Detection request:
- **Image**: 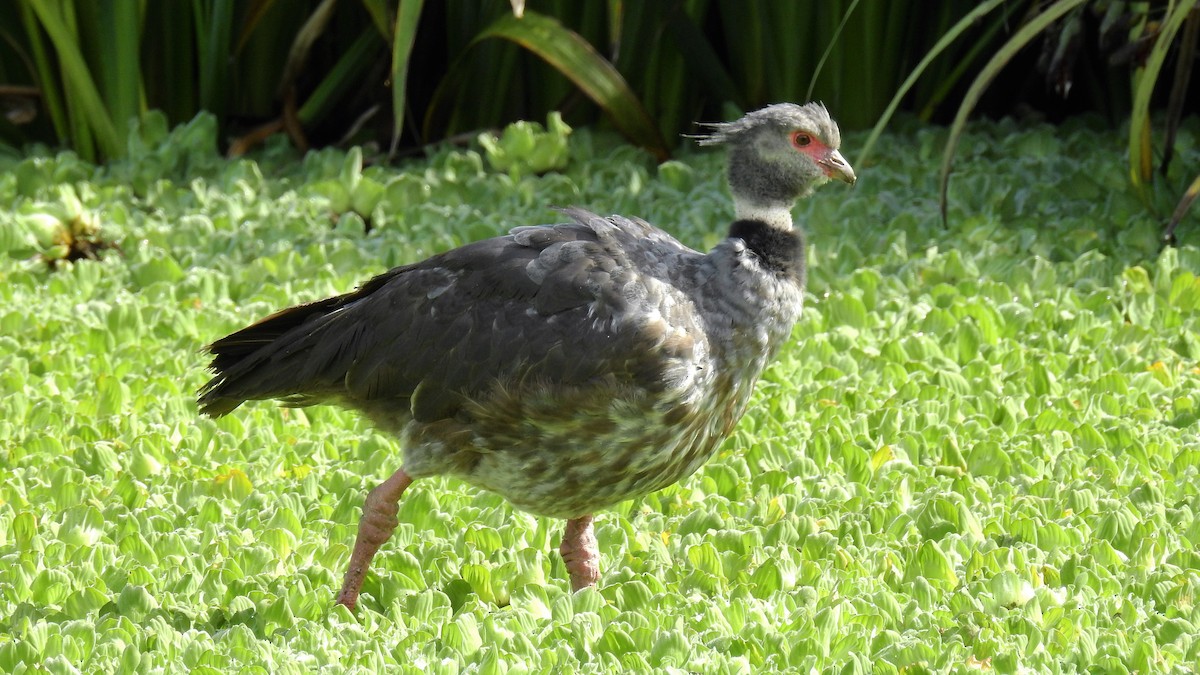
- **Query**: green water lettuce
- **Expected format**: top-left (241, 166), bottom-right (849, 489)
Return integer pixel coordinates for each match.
top-left (0, 117), bottom-right (1199, 672)
top-left (478, 112), bottom-right (572, 178)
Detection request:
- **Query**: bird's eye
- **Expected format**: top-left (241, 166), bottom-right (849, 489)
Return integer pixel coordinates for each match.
top-left (792, 132), bottom-right (812, 148)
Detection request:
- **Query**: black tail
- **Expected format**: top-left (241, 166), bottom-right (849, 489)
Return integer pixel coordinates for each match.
top-left (198, 296), bottom-right (345, 417)
top-left (198, 265), bottom-right (409, 417)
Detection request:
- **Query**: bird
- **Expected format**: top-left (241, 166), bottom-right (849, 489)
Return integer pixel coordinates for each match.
top-left (198, 102), bottom-right (855, 611)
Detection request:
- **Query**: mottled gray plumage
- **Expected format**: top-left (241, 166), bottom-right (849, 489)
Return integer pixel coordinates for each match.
top-left (198, 102), bottom-right (853, 607)
top-left (201, 207), bottom-right (786, 517)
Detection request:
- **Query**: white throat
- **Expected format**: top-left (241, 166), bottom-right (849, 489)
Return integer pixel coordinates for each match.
top-left (734, 200), bottom-right (794, 231)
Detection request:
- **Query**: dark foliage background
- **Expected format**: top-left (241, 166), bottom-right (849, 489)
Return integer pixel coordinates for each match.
top-left (0, 2), bottom-right (1192, 151)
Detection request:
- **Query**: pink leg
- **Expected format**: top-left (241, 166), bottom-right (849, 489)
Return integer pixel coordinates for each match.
top-left (559, 515), bottom-right (600, 591)
top-left (335, 468), bottom-right (413, 611)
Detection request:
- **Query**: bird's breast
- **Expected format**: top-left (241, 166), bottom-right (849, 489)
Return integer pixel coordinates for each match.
top-left (396, 239), bottom-right (806, 520)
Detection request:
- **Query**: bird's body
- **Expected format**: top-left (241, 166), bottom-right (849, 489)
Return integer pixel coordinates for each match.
top-left (205, 209), bottom-right (804, 517)
top-left (199, 102), bottom-right (854, 610)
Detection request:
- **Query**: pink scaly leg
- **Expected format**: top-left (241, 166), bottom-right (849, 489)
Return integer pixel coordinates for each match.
top-left (335, 467), bottom-right (413, 611)
top-left (559, 515), bottom-right (600, 591)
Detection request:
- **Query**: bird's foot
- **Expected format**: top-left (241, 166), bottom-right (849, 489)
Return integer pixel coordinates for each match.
top-left (559, 515), bottom-right (600, 591)
top-left (335, 468), bottom-right (414, 611)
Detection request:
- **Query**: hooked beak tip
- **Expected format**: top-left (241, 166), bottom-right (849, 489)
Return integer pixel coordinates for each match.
top-left (821, 149), bottom-right (856, 185)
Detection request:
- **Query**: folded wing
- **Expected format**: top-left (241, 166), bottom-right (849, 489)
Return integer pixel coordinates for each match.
top-left (198, 209), bottom-right (703, 423)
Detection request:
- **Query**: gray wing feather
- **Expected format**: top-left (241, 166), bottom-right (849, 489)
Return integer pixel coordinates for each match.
top-left (199, 208), bottom-right (703, 422)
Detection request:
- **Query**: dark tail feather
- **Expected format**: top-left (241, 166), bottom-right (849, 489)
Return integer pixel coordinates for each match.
top-left (199, 266), bottom-right (407, 417)
top-left (198, 296), bottom-right (343, 417)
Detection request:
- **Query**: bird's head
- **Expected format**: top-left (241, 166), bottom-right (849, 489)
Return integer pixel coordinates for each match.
top-left (697, 102), bottom-right (854, 229)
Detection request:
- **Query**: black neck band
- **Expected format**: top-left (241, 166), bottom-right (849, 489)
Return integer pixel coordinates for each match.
top-left (727, 220), bottom-right (805, 280)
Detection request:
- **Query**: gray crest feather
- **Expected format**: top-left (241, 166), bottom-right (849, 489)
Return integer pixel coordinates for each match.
top-left (693, 102), bottom-right (840, 148)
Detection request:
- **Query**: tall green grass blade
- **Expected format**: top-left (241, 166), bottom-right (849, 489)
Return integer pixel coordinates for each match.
top-left (764, 1), bottom-right (811, 105)
top-left (1161, 172), bottom-right (1200, 243)
top-left (1128, 0), bottom-right (1196, 191)
top-left (610, 3), bottom-right (654, 92)
top-left (856, 0), bottom-right (1005, 167)
top-left (297, 32), bottom-right (381, 127)
top-left (666, 3), bottom-right (742, 110)
top-left (16, 1), bottom-right (68, 144)
top-left (473, 44), bottom-right (523, 134)
top-left (1162, 172), bottom-right (1200, 245)
top-left (1160, 8), bottom-right (1197, 175)
top-left (54, 1), bottom-right (93, 158)
top-left (196, 0), bottom-right (234, 126)
top-left (917, 5), bottom-right (1017, 121)
top-left (24, 0), bottom-right (121, 160)
top-left (95, 0), bottom-right (143, 138)
top-left (235, 0), bottom-right (282, 54)
top-left (607, 0), bottom-right (623, 55)
top-left (230, 3), bottom-right (298, 118)
top-left (873, 0), bottom-right (910, 114)
top-left (279, 0), bottom-right (337, 97)
top-left (806, 0), bottom-right (859, 103)
top-left (390, 0), bottom-right (424, 154)
top-left (911, 3), bottom-right (960, 111)
top-left (142, 2), bottom-right (195, 124)
top-left (359, 0), bottom-right (394, 41)
top-left (651, 0), bottom-right (711, 141)
top-left (470, 11), bottom-right (667, 160)
top-left (939, 0), bottom-right (1087, 224)
top-left (833, 0), bottom-right (881, 124)
top-left (717, 0), bottom-right (765, 104)
top-left (435, 3), bottom-right (522, 136)
top-left (443, 3), bottom-right (493, 55)
top-left (605, 1), bottom-right (692, 143)
top-left (552, 2), bottom-right (605, 117)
